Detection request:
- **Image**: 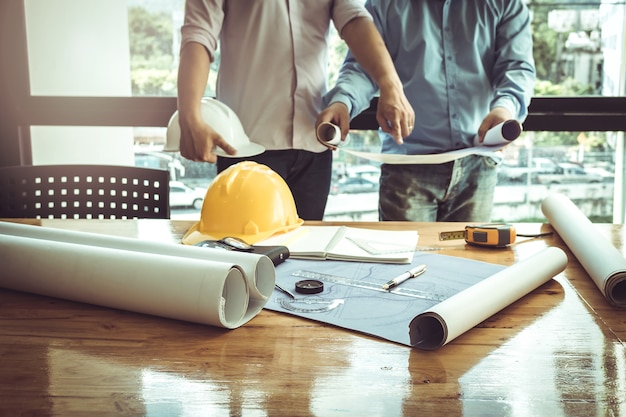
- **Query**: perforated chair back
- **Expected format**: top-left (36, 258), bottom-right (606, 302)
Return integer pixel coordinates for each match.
top-left (0, 164), bottom-right (170, 219)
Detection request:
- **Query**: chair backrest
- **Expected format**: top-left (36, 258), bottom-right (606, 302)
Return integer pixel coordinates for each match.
top-left (0, 164), bottom-right (170, 219)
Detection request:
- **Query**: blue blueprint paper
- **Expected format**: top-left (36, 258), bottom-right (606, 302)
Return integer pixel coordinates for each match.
top-left (264, 251), bottom-right (505, 347)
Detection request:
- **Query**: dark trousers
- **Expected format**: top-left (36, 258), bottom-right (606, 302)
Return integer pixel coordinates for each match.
top-left (217, 149), bottom-right (332, 220)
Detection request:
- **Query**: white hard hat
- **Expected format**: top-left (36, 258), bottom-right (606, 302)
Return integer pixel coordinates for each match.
top-left (164, 98), bottom-right (265, 157)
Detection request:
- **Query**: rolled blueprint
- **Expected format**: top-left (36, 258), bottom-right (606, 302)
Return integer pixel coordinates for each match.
top-left (316, 122), bottom-right (349, 149)
top-left (473, 119), bottom-right (523, 146)
top-left (541, 193), bottom-right (626, 308)
top-left (409, 247), bottom-right (567, 350)
top-left (0, 221), bottom-right (275, 301)
top-left (0, 221), bottom-right (276, 328)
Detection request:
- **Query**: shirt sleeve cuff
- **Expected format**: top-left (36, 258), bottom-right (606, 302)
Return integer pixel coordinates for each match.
top-left (323, 91), bottom-right (356, 117)
top-left (491, 97), bottom-right (521, 120)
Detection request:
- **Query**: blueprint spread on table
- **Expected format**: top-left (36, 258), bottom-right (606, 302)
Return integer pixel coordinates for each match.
top-left (265, 252), bottom-right (506, 346)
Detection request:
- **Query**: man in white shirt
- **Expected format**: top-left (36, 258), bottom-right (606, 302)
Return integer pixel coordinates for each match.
top-left (176, 0), bottom-right (413, 220)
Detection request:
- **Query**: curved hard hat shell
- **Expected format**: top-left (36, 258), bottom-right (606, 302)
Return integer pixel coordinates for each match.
top-left (165, 98), bottom-right (265, 158)
top-left (182, 161), bottom-right (303, 245)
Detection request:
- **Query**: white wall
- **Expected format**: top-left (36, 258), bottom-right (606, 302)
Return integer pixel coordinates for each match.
top-left (24, 0), bottom-right (134, 165)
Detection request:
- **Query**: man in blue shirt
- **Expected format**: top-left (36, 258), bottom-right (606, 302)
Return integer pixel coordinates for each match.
top-left (319, 0), bottom-right (535, 222)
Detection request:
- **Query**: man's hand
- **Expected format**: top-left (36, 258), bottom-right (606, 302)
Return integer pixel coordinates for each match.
top-left (476, 107), bottom-right (513, 144)
top-left (178, 115), bottom-right (237, 163)
top-left (316, 102), bottom-right (351, 146)
top-left (340, 17), bottom-right (415, 145)
top-left (176, 42), bottom-right (236, 163)
top-left (376, 79), bottom-right (414, 144)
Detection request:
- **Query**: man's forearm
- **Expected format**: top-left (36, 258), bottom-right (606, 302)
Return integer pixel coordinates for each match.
top-left (177, 42), bottom-right (211, 124)
top-left (340, 17), bottom-right (402, 92)
top-left (340, 16), bottom-right (413, 141)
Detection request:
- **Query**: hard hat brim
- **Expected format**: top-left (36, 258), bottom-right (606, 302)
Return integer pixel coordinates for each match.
top-left (163, 142), bottom-right (179, 152)
top-left (181, 218), bottom-right (304, 246)
top-left (214, 142), bottom-right (265, 158)
top-left (164, 141), bottom-right (265, 157)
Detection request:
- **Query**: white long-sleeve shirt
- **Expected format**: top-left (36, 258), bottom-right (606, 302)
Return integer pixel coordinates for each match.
top-left (181, 0), bottom-right (371, 152)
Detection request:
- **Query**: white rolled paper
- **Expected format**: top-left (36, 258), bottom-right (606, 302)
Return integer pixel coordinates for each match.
top-left (541, 193), bottom-right (626, 308)
top-left (0, 221), bottom-right (275, 301)
top-left (473, 119), bottom-right (523, 146)
top-left (316, 122), bottom-right (349, 148)
top-left (0, 221), bottom-right (276, 328)
top-left (409, 247), bottom-right (568, 350)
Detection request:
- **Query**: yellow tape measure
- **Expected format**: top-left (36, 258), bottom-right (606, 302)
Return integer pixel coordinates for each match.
top-left (439, 224), bottom-right (516, 248)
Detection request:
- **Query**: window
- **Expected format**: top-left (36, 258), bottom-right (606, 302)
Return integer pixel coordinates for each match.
top-left (2, 0), bottom-right (625, 221)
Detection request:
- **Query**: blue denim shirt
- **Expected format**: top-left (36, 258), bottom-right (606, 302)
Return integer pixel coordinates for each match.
top-left (324, 0), bottom-right (536, 155)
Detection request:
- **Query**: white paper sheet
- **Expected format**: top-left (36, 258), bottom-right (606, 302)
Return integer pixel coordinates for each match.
top-left (541, 193), bottom-right (626, 307)
top-left (343, 145), bottom-right (504, 165)
top-left (0, 221), bottom-right (276, 328)
top-left (338, 121), bottom-right (520, 165)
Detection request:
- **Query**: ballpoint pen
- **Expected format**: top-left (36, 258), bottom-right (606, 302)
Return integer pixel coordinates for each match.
top-left (275, 283), bottom-right (296, 299)
top-left (382, 264), bottom-right (427, 290)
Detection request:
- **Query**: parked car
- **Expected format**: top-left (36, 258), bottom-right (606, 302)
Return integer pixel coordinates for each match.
top-left (535, 162), bottom-right (604, 184)
top-left (169, 181), bottom-right (206, 210)
top-left (497, 157), bottom-right (560, 184)
top-left (345, 165), bottom-right (381, 182)
top-left (585, 166), bottom-right (615, 183)
top-left (330, 177), bottom-right (379, 195)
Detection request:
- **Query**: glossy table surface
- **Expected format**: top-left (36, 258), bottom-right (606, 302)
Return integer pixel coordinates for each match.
top-left (1, 219), bottom-right (625, 417)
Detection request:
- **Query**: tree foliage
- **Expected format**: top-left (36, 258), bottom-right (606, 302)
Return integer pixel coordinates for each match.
top-left (129, 6), bottom-right (176, 95)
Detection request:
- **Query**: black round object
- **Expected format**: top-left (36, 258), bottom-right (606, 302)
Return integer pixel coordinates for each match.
top-left (295, 279), bottom-right (324, 294)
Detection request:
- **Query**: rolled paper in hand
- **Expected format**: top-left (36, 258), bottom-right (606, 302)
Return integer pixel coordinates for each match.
top-left (316, 122), bottom-right (349, 149)
top-left (474, 119), bottom-right (523, 146)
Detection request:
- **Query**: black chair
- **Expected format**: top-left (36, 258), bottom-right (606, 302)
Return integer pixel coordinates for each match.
top-left (0, 164), bottom-right (170, 219)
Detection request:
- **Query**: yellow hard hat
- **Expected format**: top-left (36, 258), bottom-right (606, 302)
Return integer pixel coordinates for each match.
top-left (182, 161), bottom-right (304, 245)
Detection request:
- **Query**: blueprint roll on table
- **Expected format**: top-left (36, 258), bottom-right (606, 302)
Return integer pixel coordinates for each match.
top-left (542, 193), bottom-right (626, 308)
top-left (0, 221), bottom-right (276, 329)
top-left (409, 247), bottom-right (567, 350)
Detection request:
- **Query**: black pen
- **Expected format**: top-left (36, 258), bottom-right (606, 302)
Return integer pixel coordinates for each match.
top-left (382, 264), bottom-right (427, 290)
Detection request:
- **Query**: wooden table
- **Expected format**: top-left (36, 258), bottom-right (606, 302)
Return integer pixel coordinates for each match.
top-left (1, 219), bottom-right (624, 416)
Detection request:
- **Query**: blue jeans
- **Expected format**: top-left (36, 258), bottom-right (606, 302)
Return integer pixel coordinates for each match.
top-left (217, 149), bottom-right (332, 221)
top-left (378, 154), bottom-right (498, 222)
